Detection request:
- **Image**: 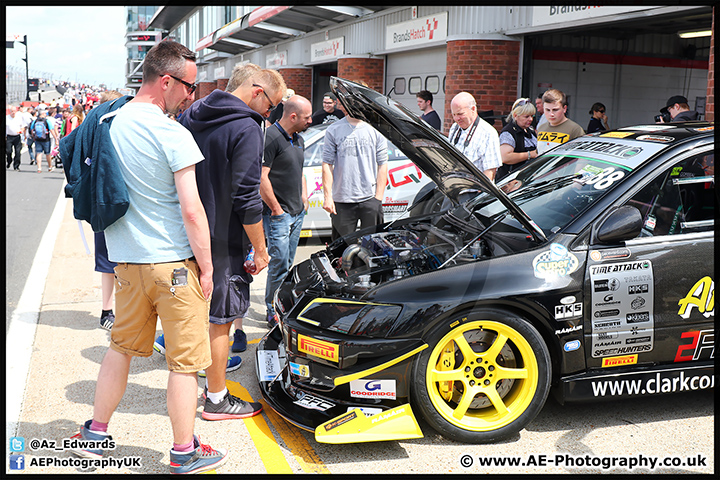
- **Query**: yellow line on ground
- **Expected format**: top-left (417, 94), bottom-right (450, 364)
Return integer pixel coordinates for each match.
top-left (260, 400), bottom-right (331, 474)
top-left (226, 381), bottom-right (293, 474)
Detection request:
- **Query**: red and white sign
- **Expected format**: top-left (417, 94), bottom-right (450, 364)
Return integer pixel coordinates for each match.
top-left (310, 37), bottom-right (344, 62)
top-left (385, 12), bottom-right (448, 51)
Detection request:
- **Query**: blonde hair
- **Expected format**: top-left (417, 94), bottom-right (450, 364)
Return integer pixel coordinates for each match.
top-left (227, 62), bottom-right (261, 92)
top-left (99, 90), bottom-right (123, 104)
top-left (249, 69), bottom-right (287, 99)
top-left (506, 98), bottom-right (536, 123)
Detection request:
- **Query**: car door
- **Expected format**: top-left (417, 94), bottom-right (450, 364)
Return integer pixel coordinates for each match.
top-left (585, 147), bottom-right (714, 369)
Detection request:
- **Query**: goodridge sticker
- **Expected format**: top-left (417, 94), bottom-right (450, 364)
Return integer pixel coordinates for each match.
top-left (349, 379), bottom-right (397, 400)
top-left (532, 243), bottom-right (580, 279)
top-left (298, 334), bottom-right (339, 362)
top-left (590, 260), bottom-right (654, 358)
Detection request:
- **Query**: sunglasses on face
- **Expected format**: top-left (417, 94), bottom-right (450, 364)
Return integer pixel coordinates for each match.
top-left (253, 84), bottom-right (276, 112)
top-left (163, 74), bottom-right (197, 94)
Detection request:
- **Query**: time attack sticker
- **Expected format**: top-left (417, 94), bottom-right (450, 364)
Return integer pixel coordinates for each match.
top-left (590, 260), bottom-right (654, 358)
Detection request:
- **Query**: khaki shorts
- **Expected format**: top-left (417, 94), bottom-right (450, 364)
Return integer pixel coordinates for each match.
top-left (111, 259), bottom-right (212, 373)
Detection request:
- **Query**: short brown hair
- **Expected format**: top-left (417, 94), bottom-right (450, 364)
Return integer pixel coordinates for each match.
top-left (543, 89), bottom-right (567, 107)
top-left (142, 40), bottom-right (196, 82)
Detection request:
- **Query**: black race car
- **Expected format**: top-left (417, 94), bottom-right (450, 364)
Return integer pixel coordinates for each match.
top-left (256, 78), bottom-right (715, 444)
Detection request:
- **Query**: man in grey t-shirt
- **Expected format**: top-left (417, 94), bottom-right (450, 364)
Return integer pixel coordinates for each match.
top-left (322, 115), bottom-right (388, 241)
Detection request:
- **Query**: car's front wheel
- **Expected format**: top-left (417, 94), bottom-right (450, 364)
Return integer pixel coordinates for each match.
top-left (411, 310), bottom-right (551, 443)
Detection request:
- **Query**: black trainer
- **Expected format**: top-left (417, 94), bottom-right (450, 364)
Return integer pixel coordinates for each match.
top-left (202, 391), bottom-right (263, 420)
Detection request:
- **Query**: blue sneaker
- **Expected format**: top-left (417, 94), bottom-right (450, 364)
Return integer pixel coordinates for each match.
top-left (153, 334), bottom-right (166, 355)
top-left (69, 420), bottom-right (113, 459)
top-left (198, 356), bottom-right (242, 378)
top-left (231, 329), bottom-right (247, 353)
top-left (169, 435), bottom-right (229, 474)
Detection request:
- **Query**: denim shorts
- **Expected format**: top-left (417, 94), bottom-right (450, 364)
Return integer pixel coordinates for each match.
top-left (35, 139), bottom-right (51, 155)
top-left (111, 259), bottom-right (211, 373)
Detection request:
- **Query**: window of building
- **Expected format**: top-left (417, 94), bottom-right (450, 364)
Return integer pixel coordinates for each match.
top-left (425, 76), bottom-right (440, 94)
top-left (393, 77), bottom-right (406, 95)
top-left (408, 76), bottom-right (422, 94)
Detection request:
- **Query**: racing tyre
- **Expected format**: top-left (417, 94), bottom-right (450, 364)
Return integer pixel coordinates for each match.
top-left (411, 310), bottom-right (551, 443)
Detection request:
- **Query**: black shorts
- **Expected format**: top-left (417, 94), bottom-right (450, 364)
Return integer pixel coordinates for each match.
top-left (94, 231), bottom-right (118, 274)
top-left (209, 241), bottom-right (253, 325)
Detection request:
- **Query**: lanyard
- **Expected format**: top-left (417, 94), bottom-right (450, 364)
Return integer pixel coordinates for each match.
top-left (452, 116), bottom-right (480, 149)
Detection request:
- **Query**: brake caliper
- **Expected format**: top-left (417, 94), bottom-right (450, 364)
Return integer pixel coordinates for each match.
top-left (437, 340), bottom-right (455, 401)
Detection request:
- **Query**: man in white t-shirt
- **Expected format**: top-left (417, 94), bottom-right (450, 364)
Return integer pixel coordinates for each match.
top-left (448, 92), bottom-right (502, 181)
top-left (68, 40), bottom-right (229, 475)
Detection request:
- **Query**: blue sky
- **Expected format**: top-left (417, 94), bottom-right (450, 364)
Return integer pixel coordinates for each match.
top-left (6, 6), bottom-right (127, 89)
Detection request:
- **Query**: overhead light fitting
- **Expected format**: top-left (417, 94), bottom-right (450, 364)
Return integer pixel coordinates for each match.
top-left (678, 29), bottom-right (712, 39)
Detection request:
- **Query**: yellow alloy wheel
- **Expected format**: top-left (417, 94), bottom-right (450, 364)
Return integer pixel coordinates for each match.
top-left (425, 320), bottom-right (539, 432)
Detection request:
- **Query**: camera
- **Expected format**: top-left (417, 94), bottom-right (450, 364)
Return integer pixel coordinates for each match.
top-left (654, 113), bottom-right (671, 123)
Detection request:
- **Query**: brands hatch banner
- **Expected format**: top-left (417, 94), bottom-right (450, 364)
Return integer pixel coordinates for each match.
top-left (310, 37), bottom-right (344, 63)
top-left (532, 5), bottom-right (658, 28)
top-left (385, 12), bottom-right (448, 51)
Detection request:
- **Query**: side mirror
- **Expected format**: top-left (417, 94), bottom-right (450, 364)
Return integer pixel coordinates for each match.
top-left (594, 206), bottom-right (643, 244)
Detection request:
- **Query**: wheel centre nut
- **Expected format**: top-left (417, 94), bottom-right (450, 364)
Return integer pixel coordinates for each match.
top-left (473, 366), bottom-right (486, 379)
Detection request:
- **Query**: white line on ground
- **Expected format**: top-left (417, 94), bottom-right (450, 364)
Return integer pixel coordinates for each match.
top-left (6, 184), bottom-right (68, 445)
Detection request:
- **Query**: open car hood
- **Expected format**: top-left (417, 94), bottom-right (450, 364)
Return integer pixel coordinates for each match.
top-left (330, 77), bottom-right (546, 243)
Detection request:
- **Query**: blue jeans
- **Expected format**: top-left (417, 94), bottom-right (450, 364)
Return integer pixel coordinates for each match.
top-left (263, 211), bottom-right (305, 316)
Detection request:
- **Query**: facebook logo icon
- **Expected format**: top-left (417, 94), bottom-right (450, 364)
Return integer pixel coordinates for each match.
top-left (9, 454), bottom-right (25, 470)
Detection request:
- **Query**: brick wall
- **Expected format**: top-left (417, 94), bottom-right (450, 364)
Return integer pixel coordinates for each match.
top-left (278, 67), bottom-right (313, 100)
top-left (337, 57), bottom-right (385, 92)
top-left (191, 81), bottom-right (217, 106)
top-left (444, 39), bottom-right (520, 133)
top-left (705, 6), bottom-right (714, 122)
top-left (216, 78), bottom-right (229, 92)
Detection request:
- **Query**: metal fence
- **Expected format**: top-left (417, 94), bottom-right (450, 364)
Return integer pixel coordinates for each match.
top-left (6, 64), bottom-right (26, 105)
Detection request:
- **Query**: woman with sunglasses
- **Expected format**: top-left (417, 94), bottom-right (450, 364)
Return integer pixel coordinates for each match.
top-left (496, 98), bottom-right (538, 182)
top-left (587, 102), bottom-right (610, 133)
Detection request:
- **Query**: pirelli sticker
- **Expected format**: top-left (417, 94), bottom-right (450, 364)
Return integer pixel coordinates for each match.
top-left (590, 260), bottom-right (654, 358)
top-left (298, 334), bottom-right (339, 363)
top-left (602, 354), bottom-right (638, 368)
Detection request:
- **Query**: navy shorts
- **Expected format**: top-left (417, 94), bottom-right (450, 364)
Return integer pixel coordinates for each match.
top-left (94, 231), bottom-right (118, 274)
top-left (35, 139), bottom-right (51, 155)
top-left (209, 241), bottom-right (252, 325)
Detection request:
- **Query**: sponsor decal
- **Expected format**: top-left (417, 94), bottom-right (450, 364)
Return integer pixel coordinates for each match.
top-left (347, 406), bottom-right (383, 416)
top-left (555, 324), bottom-right (582, 335)
top-left (599, 131), bottom-right (635, 138)
top-left (382, 201), bottom-right (409, 215)
top-left (626, 312), bottom-right (650, 323)
top-left (628, 284), bottom-right (649, 295)
top-left (556, 140), bottom-right (642, 159)
top-left (594, 278), bottom-right (620, 292)
top-left (590, 261), bottom-right (650, 276)
top-left (675, 329), bottom-right (715, 362)
top-left (564, 340), bottom-right (581, 352)
top-left (388, 162), bottom-right (423, 188)
top-left (644, 214), bottom-right (656, 231)
top-left (294, 392), bottom-right (335, 411)
top-left (636, 135), bottom-right (674, 143)
top-left (590, 248), bottom-right (631, 261)
top-left (593, 320), bottom-right (622, 330)
top-left (591, 371), bottom-right (715, 396)
top-left (560, 295), bottom-right (576, 305)
top-left (594, 309), bottom-right (620, 318)
top-left (677, 276), bottom-right (714, 319)
top-left (370, 406), bottom-right (407, 425)
top-left (532, 243), bottom-right (580, 279)
top-left (349, 379), bottom-right (397, 400)
top-left (625, 336), bottom-right (651, 344)
top-left (601, 354), bottom-right (638, 367)
top-left (298, 334), bottom-right (339, 362)
top-left (595, 344), bottom-right (651, 357)
top-left (289, 362), bottom-right (310, 377)
top-left (597, 331), bottom-right (618, 340)
top-left (324, 411), bottom-right (357, 431)
top-left (693, 126), bottom-right (714, 132)
top-left (555, 302), bottom-right (582, 319)
top-left (630, 296), bottom-right (646, 310)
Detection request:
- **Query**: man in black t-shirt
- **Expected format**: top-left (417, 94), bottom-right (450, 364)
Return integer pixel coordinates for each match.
top-left (417, 90), bottom-right (441, 131)
top-left (260, 95), bottom-right (313, 326)
top-left (311, 92), bottom-right (345, 126)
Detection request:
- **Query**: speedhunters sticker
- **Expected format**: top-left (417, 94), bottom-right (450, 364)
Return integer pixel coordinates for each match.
top-left (590, 260), bottom-right (654, 358)
top-left (533, 243), bottom-right (580, 279)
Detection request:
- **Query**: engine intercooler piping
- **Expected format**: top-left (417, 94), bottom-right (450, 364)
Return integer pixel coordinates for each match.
top-left (341, 243), bottom-right (375, 272)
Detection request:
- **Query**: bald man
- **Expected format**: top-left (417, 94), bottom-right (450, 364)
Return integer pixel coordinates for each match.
top-left (448, 92), bottom-right (502, 181)
top-left (260, 95), bottom-right (313, 327)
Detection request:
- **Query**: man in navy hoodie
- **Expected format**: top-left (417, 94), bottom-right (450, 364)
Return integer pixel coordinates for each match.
top-left (179, 67), bottom-right (286, 421)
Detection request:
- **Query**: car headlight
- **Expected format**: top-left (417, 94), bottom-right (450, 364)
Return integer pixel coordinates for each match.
top-left (297, 298), bottom-right (401, 337)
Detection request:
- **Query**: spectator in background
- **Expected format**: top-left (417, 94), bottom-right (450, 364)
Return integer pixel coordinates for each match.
top-left (497, 98), bottom-right (538, 182)
top-left (416, 90), bottom-right (442, 131)
top-left (65, 103), bottom-right (85, 137)
top-left (536, 89), bottom-right (584, 155)
top-left (6, 106), bottom-right (25, 171)
top-left (659, 95), bottom-right (699, 122)
top-left (20, 107), bottom-right (36, 164)
top-left (322, 82), bottom-right (388, 241)
top-left (311, 92), bottom-right (345, 126)
top-left (586, 102), bottom-right (610, 133)
top-left (266, 88), bottom-right (295, 126)
top-left (31, 109), bottom-right (60, 173)
top-left (533, 93), bottom-right (547, 129)
top-left (448, 91), bottom-right (503, 181)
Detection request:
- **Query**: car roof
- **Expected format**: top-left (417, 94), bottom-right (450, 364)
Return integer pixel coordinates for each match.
top-left (587, 122), bottom-right (714, 143)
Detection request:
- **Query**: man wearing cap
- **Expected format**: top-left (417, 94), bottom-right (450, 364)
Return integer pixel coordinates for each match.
top-left (311, 92), bottom-right (345, 126)
top-left (659, 95), bottom-right (699, 122)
